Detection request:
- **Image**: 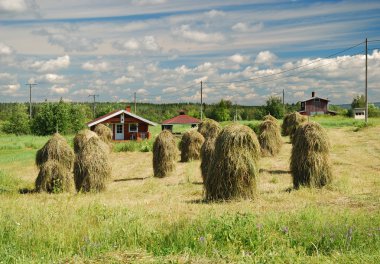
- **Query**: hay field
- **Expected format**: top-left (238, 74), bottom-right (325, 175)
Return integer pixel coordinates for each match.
top-left (1, 118), bottom-right (380, 263)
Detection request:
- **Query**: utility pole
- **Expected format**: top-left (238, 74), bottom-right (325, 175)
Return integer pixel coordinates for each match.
top-left (134, 92), bottom-right (137, 113)
top-left (88, 94), bottom-right (99, 119)
top-left (200, 81), bottom-right (203, 121)
top-left (234, 101), bottom-right (238, 122)
top-left (365, 38), bottom-right (368, 124)
top-left (282, 89), bottom-right (285, 114)
top-left (25, 82), bottom-right (37, 119)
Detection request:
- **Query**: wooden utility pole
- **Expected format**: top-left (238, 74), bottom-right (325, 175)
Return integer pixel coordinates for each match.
top-left (88, 94), bottom-right (99, 119)
top-left (134, 92), bottom-right (137, 113)
top-left (200, 81), bottom-right (203, 121)
top-left (25, 82), bottom-right (37, 119)
top-left (282, 88), bottom-right (285, 114)
top-left (365, 38), bottom-right (368, 124)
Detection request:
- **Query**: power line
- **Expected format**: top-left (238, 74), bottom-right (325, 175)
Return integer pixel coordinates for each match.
top-left (88, 94), bottom-right (99, 119)
top-left (25, 82), bottom-right (37, 119)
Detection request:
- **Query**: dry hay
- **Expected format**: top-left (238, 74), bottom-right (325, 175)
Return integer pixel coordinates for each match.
top-left (258, 120), bottom-right (282, 157)
top-left (197, 118), bottom-right (221, 140)
top-left (281, 112), bottom-right (307, 141)
top-left (35, 133), bottom-right (74, 170)
top-left (74, 136), bottom-right (112, 192)
top-left (153, 130), bottom-right (178, 178)
top-left (35, 160), bottom-right (74, 193)
top-left (205, 124), bottom-right (260, 201)
top-left (179, 130), bottom-right (205, 162)
top-left (73, 129), bottom-right (98, 154)
top-left (290, 122), bottom-right (332, 188)
top-left (263, 114), bottom-right (278, 123)
top-left (94, 123), bottom-right (113, 149)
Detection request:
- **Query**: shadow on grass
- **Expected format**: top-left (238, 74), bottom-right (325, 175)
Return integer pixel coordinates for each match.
top-left (18, 188), bottom-right (36, 194)
top-left (260, 169), bottom-right (291, 175)
top-left (114, 177), bottom-right (150, 182)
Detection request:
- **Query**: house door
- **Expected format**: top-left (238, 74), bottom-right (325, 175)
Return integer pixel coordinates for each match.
top-left (115, 124), bottom-right (124, 140)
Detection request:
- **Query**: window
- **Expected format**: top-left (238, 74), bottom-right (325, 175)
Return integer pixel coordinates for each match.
top-left (116, 124), bottom-right (123, 133)
top-left (301, 102), bottom-right (305, 110)
top-left (129, 123), bottom-right (138, 132)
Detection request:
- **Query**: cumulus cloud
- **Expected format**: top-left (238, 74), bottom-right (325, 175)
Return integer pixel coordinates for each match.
top-left (163, 86), bottom-right (177, 93)
top-left (0, 42), bottom-right (13, 55)
top-left (38, 73), bottom-right (67, 83)
top-left (0, 83), bottom-right (20, 95)
top-left (255, 51), bottom-right (277, 65)
top-left (136, 88), bottom-right (148, 95)
top-left (205, 9), bottom-right (225, 18)
top-left (229, 54), bottom-right (250, 64)
top-left (131, 0), bottom-right (167, 6)
top-left (82, 61), bottom-right (109, 72)
top-left (113, 76), bottom-right (134, 85)
top-left (30, 55), bottom-right (70, 72)
top-left (173, 25), bottom-right (225, 43)
top-left (0, 0), bottom-right (26, 13)
top-left (113, 36), bottom-right (160, 52)
top-left (232, 22), bottom-right (263, 32)
top-left (50, 85), bottom-right (68, 94)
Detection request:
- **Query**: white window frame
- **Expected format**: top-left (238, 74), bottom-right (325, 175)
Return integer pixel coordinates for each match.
top-left (116, 124), bottom-right (123, 134)
top-left (129, 123), bottom-right (138, 132)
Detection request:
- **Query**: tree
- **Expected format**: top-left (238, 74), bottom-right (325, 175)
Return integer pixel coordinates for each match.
top-left (2, 103), bottom-right (30, 135)
top-left (209, 99), bottom-right (231, 121)
top-left (351, 95), bottom-right (365, 109)
top-left (265, 96), bottom-right (284, 119)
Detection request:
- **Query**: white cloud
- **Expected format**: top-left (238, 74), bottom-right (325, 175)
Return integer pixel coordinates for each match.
top-left (163, 86), bottom-right (177, 93)
top-left (136, 88), bottom-right (148, 95)
top-left (143, 36), bottom-right (160, 51)
top-left (113, 36), bottom-right (160, 52)
top-left (82, 61), bottom-right (109, 72)
top-left (0, 84), bottom-right (20, 95)
top-left (30, 55), bottom-right (70, 72)
top-left (255, 51), bottom-right (277, 65)
top-left (42, 73), bottom-right (67, 83)
top-left (232, 22), bottom-right (263, 32)
top-left (51, 85), bottom-right (68, 94)
top-left (205, 9), bottom-right (225, 18)
top-left (0, 42), bottom-right (13, 55)
top-left (0, 0), bottom-right (27, 13)
top-left (173, 25), bottom-right (224, 43)
top-left (131, 0), bottom-right (167, 6)
top-left (113, 76), bottom-right (134, 85)
top-left (229, 54), bottom-right (250, 64)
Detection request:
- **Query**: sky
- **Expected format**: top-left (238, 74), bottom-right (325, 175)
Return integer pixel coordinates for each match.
top-left (0, 0), bottom-right (380, 105)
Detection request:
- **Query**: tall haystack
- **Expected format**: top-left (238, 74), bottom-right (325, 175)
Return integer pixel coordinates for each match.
top-left (282, 112), bottom-right (307, 141)
top-left (34, 133), bottom-right (74, 193)
top-left (179, 130), bottom-right (205, 162)
top-left (197, 118), bottom-right (221, 140)
top-left (94, 124), bottom-right (113, 145)
top-left (153, 130), bottom-right (178, 178)
top-left (35, 160), bottom-right (74, 193)
top-left (73, 129), bottom-right (98, 154)
top-left (205, 124), bottom-right (260, 201)
top-left (290, 122), bottom-right (332, 188)
top-left (263, 114), bottom-right (278, 123)
top-left (258, 120), bottom-right (282, 157)
top-left (199, 119), bottom-right (221, 182)
top-left (74, 137), bottom-right (111, 192)
top-left (35, 133), bottom-right (74, 170)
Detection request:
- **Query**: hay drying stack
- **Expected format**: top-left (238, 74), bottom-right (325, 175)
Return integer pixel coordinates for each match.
top-left (281, 112), bottom-right (307, 141)
top-left (94, 124), bottom-right (113, 150)
top-left (263, 114), bottom-right (278, 123)
top-left (197, 118), bottom-right (220, 140)
top-left (258, 120), bottom-right (282, 157)
top-left (199, 119), bottom-right (221, 182)
top-left (74, 136), bottom-right (111, 192)
top-left (290, 122), bottom-right (332, 188)
top-left (35, 133), bottom-right (75, 193)
top-left (205, 124), bottom-right (260, 201)
top-left (73, 129), bottom-right (98, 154)
top-left (179, 130), bottom-right (205, 162)
top-left (153, 130), bottom-right (178, 178)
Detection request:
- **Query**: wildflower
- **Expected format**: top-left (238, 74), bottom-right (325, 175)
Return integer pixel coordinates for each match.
top-left (199, 236), bottom-right (206, 243)
top-left (282, 226), bottom-right (289, 234)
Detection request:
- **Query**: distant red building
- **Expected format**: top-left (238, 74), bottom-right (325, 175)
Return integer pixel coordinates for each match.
top-left (87, 106), bottom-right (156, 140)
top-left (161, 110), bottom-right (201, 132)
top-left (299, 91), bottom-right (336, 116)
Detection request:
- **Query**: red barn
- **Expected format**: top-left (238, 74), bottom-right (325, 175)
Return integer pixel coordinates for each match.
top-left (299, 91), bottom-right (336, 116)
top-left (161, 111), bottom-right (201, 132)
top-left (87, 107), bottom-right (156, 140)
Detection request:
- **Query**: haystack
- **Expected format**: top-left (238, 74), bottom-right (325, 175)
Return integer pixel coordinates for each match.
top-left (35, 160), bottom-right (74, 193)
top-left (74, 136), bottom-right (111, 192)
top-left (258, 120), bottom-right (282, 157)
top-left (73, 129), bottom-right (98, 154)
top-left (282, 112), bottom-right (307, 141)
top-left (94, 124), bottom-right (113, 145)
top-left (263, 114), bottom-right (278, 123)
top-left (205, 124), bottom-right (260, 201)
top-left (290, 122), bottom-right (332, 188)
top-left (200, 120), bottom-right (221, 182)
top-left (179, 130), bottom-right (205, 162)
top-left (153, 130), bottom-right (178, 178)
top-left (35, 133), bottom-right (74, 170)
top-left (197, 118), bottom-right (221, 140)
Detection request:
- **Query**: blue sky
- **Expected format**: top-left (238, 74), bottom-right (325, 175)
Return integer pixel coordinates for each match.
top-left (0, 0), bottom-right (380, 105)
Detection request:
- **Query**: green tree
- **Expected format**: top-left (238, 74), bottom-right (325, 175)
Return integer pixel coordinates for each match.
top-left (2, 104), bottom-right (30, 135)
top-left (265, 96), bottom-right (284, 119)
top-left (209, 99), bottom-right (231, 121)
top-left (351, 95), bottom-right (366, 109)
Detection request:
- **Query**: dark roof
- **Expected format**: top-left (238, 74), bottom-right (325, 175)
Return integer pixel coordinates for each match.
top-left (303, 96), bottom-right (330, 102)
top-left (162, 114), bottom-right (201, 125)
top-left (87, 109), bottom-right (157, 127)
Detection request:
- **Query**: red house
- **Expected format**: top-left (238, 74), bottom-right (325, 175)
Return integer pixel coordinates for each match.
top-left (299, 91), bottom-right (336, 116)
top-left (87, 107), bottom-right (157, 140)
top-left (161, 111), bottom-right (201, 132)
